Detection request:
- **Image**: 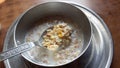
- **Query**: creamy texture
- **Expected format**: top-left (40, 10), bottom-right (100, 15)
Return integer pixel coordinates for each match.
top-left (25, 20), bottom-right (82, 66)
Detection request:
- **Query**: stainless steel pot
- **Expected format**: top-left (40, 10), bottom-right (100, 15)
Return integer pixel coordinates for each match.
top-left (6, 2), bottom-right (92, 67)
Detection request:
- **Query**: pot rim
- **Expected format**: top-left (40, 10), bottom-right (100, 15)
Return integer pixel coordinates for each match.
top-left (13, 2), bottom-right (92, 67)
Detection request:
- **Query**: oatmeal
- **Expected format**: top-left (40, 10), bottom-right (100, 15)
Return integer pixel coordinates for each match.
top-left (25, 20), bottom-right (82, 66)
top-left (42, 23), bottom-right (72, 51)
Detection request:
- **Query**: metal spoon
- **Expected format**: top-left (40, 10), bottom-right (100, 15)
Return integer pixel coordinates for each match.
top-left (0, 27), bottom-right (53, 62)
top-left (0, 25), bottom-right (72, 62)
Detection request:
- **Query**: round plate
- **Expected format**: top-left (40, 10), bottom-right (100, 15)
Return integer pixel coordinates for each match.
top-left (3, 2), bottom-right (113, 68)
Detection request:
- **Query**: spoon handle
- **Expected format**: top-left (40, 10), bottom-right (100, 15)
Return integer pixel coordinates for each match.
top-left (0, 42), bottom-right (35, 62)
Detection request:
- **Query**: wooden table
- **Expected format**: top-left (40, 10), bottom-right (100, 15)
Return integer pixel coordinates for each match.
top-left (0, 0), bottom-right (120, 68)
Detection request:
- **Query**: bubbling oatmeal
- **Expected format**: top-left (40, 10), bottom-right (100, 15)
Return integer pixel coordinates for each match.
top-left (25, 20), bottom-right (82, 66)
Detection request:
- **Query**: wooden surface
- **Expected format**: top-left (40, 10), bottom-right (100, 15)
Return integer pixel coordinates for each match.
top-left (0, 0), bottom-right (120, 68)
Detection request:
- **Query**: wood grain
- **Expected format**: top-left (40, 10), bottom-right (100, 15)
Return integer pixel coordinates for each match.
top-left (0, 0), bottom-right (120, 68)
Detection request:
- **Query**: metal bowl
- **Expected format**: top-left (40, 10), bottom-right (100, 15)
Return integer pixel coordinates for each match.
top-left (14, 2), bottom-right (92, 67)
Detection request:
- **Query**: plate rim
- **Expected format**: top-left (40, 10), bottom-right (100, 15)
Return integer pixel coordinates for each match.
top-left (3, 2), bottom-right (113, 68)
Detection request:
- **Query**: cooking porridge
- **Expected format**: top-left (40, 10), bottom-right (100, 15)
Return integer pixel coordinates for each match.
top-left (42, 23), bottom-right (72, 51)
top-left (25, 17), bottom-right (83, 66)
